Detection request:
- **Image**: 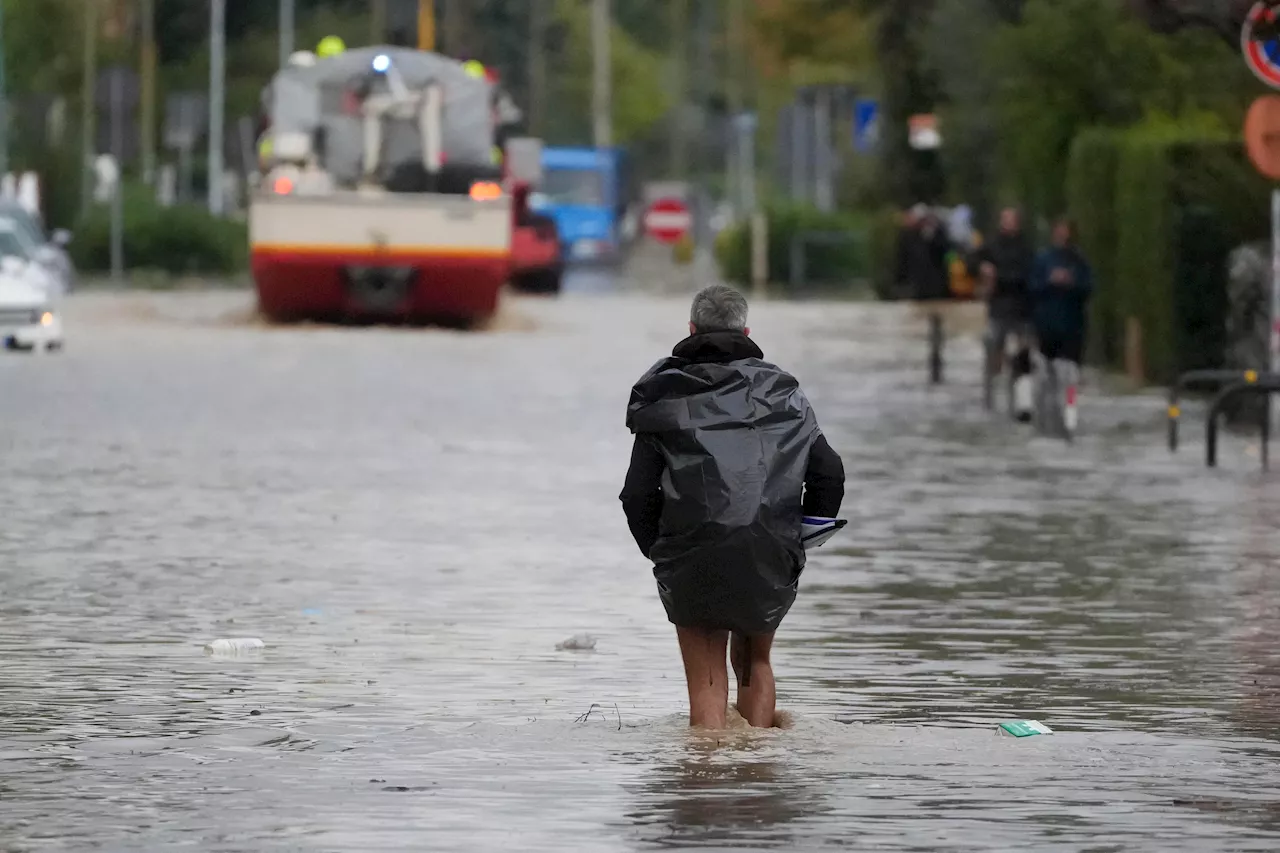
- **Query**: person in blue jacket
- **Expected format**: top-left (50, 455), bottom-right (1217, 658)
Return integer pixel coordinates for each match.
top-left (1030, 218), bottom-right (1093, 366)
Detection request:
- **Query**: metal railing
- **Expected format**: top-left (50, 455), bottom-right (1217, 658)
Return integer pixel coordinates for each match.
top-left (1167, 369), bottom-right (1272, 452)
top-left (1205, 377), bottom-right (1280, 469)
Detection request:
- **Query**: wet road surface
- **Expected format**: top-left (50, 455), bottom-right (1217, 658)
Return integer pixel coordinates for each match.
top-left (3, 281), bottom-right (1280, 851)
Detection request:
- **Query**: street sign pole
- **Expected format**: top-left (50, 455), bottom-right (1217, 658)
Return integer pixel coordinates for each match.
top-left (280, 0), bottom-right (295, 69)
top-left (209, 0), bottom-right (226, 216)
top-left (1271, 188), bottom-right (1280, 437)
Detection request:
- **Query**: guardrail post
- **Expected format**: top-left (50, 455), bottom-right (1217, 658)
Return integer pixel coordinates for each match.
top-left (929, 313), bottom-right (944, 385)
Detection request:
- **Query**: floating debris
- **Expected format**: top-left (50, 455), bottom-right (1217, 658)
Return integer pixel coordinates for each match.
top-left (555, 634), bottom-right (597, 652)
top-left (204, 638), bottom-right (265, 656)
top-left (998, 720), bottom-right (1053, 738)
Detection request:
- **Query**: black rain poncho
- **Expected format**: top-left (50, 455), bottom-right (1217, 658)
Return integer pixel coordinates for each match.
top-left (622, 331), bottom-right (827, 635)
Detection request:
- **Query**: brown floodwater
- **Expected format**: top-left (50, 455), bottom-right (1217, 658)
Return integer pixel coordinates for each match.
top-left (2, 283), bottom-right (1279, 851)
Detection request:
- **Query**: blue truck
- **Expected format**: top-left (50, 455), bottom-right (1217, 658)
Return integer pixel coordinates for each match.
top-left (531, 146), bottom-right (629, 265)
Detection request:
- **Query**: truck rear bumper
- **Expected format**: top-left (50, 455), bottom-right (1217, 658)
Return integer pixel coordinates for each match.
top-left (251, 247), bottom-right (510, 324)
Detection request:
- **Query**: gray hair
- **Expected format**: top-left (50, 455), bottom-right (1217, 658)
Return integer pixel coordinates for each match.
top-left (689, 284), bottom-right (748, 332)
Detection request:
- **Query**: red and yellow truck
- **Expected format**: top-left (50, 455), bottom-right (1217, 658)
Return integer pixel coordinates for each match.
top-left (251, 46), bottom-right (559, 325)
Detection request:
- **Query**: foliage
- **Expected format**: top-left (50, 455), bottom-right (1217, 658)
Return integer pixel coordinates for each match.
top-left (715, 204), bottom-right (872, 290)
top-left (72, 183), bottom-right (247, 275)
top-left (1, 0), bottom-right (84, 96)
top-left (541, 0), bottom-right (671, 147)
top-left (981, 0), bottom-right (1252, 219)
top-left (1065, 129), bottom-right (1122, 366)
top-left (1066, 124), bottom-right (1269, 380)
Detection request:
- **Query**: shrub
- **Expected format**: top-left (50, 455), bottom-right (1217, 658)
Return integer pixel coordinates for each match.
top-left (1066, 124), bottom-right (1269, 381)
top-left (71, 183), bottom-right (248, 276)
top-left (715, 204), bottom-right (872, 292)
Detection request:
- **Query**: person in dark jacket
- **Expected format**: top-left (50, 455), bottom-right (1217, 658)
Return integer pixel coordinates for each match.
top-left (970, 207), bottom-right (1036, 419)
top-left (895, 205), bottom-right (951, 301)
top-left (620, 284), bottom-right (846, 729)
top-left (1030, 218), bottom-right (1093, 365)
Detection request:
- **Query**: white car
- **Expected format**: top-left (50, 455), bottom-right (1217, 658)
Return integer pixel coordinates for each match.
top-left (0, 217), bottom-right (65, 296)
top-left (0, 258), bottom-right (63, 352)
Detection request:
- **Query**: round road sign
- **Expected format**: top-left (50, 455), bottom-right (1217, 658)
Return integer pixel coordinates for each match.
top-left (1242, 3), bottom-right (1280, 90)
top-left (1245, 95), bottom-right (1280, 179)
top-left (644, 198), bottom-right (692, 244)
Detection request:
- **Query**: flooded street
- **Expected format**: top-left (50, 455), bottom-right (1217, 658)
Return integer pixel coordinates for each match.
top-left (4, 277), bottom-right (1280, 851)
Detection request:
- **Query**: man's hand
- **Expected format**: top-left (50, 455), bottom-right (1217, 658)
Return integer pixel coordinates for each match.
top-left (1050, 267), bottom-right (1073, 286)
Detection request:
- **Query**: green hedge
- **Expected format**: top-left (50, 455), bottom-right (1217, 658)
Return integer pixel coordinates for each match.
top-left (1066, 126), bottom-right (1269, 382)
top-left (715, 204), bottom-right (877, 292)
top-left (72, 183), bottom-right (248, 276)
top-left (1065, 129), bottom-right (1121, 367)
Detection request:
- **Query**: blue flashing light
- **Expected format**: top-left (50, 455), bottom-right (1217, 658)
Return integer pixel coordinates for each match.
top-left (372, 54), bottom-right (391, 74)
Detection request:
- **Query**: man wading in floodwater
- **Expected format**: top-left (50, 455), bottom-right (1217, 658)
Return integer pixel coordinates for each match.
top-left (620, 285), bottom-right (846, 728)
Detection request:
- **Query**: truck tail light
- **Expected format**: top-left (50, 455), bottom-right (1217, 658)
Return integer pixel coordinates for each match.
top-left (470, 181), bottom-right (502, 201)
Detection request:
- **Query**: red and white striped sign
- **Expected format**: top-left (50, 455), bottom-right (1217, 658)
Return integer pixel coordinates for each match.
top-left (644, 197), bottom-right (692, 244)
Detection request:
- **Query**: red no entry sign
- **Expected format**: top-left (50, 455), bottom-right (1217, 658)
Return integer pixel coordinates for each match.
top-left (644, 198), bottom-right (692, 244)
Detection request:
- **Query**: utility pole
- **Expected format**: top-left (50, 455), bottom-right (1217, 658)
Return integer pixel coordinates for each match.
top-left (442, 0), bottom-right (464, 56)
top-left (670, 0), bottom-right (687, 180)
top-left (591, 0), bottom-right (612, 148)
top-left (280, 0), bottom-right (295, 68)
top-left (209, 0), bottom-right (225, 216)
top-left (418, 0), bottom-right (435, 51)
top-left (141, 0), bottom-right (156, 184)
top-left (371, 0), bottom-right (387, 44)
top-left (0, 0), bottom-right (8, 181)
top-left (527, 0), bottom-right (546, 136)
top-left (81, 0), bottom-right (98, 215)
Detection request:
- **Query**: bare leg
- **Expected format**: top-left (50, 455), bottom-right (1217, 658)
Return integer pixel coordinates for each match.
top-left (731, 632), bottom-right (776, 728)
top-left (675, 626), bottom-right (730, 728)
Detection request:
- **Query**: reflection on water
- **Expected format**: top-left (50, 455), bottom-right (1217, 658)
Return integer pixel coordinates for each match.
top-left (625, 729), bottom-right (826, 848)
top-left (2, 291), bottom-right (1280, 851)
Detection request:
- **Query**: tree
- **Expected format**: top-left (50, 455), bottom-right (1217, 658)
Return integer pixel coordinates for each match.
top-left (982, 0), bottom-right (1247, 217)
top-left (542, 0), bottom-right (671, 146)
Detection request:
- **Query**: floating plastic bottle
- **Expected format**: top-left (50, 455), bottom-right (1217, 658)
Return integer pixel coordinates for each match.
top-left (204, 638), bottom-right (265, 656)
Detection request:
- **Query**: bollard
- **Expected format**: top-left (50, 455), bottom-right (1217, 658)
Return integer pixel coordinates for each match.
top-left (928, 313), bottom-right (944, 385)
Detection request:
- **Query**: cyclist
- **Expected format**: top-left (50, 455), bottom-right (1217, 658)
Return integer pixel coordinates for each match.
top-left (1030, 218), bottom-right (1094, 432)
top-left (970, 207), bottom-right (1035, 420)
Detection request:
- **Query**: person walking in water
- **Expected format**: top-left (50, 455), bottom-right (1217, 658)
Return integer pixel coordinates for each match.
top-left (620, 285), bottom-right (846, 729)
top-left (1030, 218), bottom-right (1093, 369)
top-left (971, 207), bottom-right (1036, 420)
